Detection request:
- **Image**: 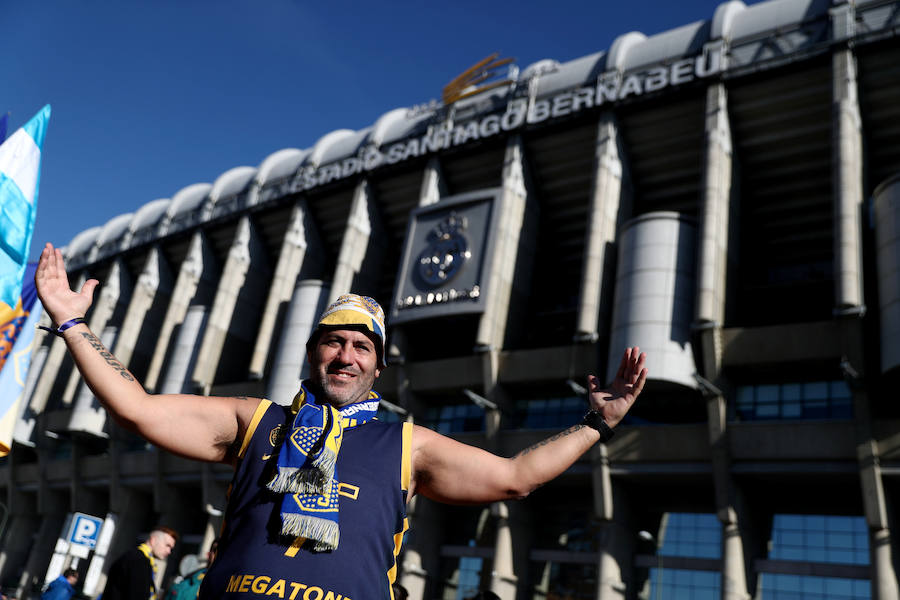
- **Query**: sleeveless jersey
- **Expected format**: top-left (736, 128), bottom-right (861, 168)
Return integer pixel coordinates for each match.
top-left (200, 400), bottom-right (412, 600)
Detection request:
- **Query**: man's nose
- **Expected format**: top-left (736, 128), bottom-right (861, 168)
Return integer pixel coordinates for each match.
top-left (336, 342), bottom-right (355, 363)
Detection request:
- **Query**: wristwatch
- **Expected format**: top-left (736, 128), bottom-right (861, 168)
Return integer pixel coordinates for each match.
top-left (581, 410), bottom-right (615, 443)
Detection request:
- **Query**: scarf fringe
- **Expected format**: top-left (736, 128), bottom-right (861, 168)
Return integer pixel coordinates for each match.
top-left (281, 513), bottom-right (340, 552)
top-left (267, 447), bottom-right (337, 494)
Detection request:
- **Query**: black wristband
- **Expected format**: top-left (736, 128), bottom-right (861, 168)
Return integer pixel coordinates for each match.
top-left (581, 410), bottom-right (615, 443)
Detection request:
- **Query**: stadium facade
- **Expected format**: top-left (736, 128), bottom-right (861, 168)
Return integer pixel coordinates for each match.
top-left (2, 0), bottom-right (900, 598)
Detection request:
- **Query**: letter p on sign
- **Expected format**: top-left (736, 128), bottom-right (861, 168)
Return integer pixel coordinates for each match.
top-left (70, 513), bottom-right (103, 549)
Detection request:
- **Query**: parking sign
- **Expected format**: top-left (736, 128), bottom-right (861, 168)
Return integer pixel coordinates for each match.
top-left (68, 513), bottom-right (104, 549)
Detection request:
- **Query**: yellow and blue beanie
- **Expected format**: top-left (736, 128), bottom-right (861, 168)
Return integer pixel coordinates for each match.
top-left (306, 293), bottom-right (387, 367)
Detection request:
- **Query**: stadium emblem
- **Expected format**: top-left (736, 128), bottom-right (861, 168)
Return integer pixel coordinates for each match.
top-left (417, 212), bottom-right (471, 286)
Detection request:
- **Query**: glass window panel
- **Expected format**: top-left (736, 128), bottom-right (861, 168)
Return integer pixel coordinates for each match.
top-left (781, 383), bottom-right (802, 400)
top-left (736, 386), bottom-right (754, 407)
top-left (802, 381), bottom-right (829, 400)
top-left (830, 380), bottom-right (852, 399)
top-left (756, 403), bottom-right (780, 418)
top-left (757, 384), bottom-right (780, 402)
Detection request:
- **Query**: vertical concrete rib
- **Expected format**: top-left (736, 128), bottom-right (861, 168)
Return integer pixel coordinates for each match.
top-left (159, 305), bottom-right (209, 394)
top-left (593, 448), bottom-right (638, 600)
top-left (28, 275), bottom-right (86, 413)
top-left (267, 280), bottom-right (330, 405)
top-left (488, 502), bottom-right (517, 599)
top-left (13, 315), bottom-right (51, 445)
top-left (144, 231), bottom-right (218, 392)
top-left (62, 259), bottom-right (132, 406)
top-left (113, 247), bottom-right (173, 370)
top-left (68, 325), bottom-right (119, 435)
top-left (475, 135), bottom-right (533, 351)
top-left (831, 26), bottom-right (865, 310)
top-left (329, 179), bottom-right (386, 301)
top-left (695, 83), bottom-right (733, 327)
top-left (249, 200), bottom-right (324, 380)
top-left (193, 216), bottom-right (271, 393)
top-left (577, 114), bottom-right (630, 341)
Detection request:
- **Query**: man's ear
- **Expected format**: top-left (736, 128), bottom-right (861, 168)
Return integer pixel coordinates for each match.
top-left (375, 367), bottom-right (382, 379)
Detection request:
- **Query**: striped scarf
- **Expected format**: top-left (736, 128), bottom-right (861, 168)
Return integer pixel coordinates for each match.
top-left (266, 381), bottom-right (380, 551)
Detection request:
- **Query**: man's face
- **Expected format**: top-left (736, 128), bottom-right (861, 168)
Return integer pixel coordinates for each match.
top-left (308, 328), bottom-right (381, 408)
top-left (148, 532), bottom-right (176, 559)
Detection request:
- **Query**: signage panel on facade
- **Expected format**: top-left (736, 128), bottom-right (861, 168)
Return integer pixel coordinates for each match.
top-left (68, 512), bottom-right (104, 549)
top-left (391, 189), bottom-right (500, 324)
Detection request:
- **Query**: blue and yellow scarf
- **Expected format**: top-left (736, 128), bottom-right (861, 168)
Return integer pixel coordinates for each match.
top-left (266, 381), bottom-right (380, 551)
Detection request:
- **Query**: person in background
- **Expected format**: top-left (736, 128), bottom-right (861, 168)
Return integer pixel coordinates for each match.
top-left (40, 569), bottom-right (78, 600)
top-left (165, 539), bottom-right (218, 600)
top-left (102, 527), bottom-right (178, 600)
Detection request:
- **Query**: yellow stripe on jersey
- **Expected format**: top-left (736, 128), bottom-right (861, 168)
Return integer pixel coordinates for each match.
top-left (239, 399), bottom-right (272, 459)
top-left (401, 422), bottom-right (412, 491)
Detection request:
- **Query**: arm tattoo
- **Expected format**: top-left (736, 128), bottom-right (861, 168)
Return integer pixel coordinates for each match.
top-left (513, 424), bottom-right (585, 459)
top-left (79, 332), bottom-right (135, 381)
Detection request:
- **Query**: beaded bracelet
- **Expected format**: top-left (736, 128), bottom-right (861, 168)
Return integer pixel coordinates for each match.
top-left (38, 317), bottom-right (86, 337)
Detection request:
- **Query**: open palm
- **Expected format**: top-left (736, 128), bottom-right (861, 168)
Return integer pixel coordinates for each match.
top-left (34, 243), bottom-right (98, 325)
top-left (588, 347), bottom-right (647, 428)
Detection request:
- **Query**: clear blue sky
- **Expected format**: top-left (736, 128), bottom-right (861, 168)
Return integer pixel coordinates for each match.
top-left (2, 1), bottom-right (751, 261)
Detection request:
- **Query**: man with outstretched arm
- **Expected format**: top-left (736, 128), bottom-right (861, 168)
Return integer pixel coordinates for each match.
top-left (35, 242), bottom-right (647, 600)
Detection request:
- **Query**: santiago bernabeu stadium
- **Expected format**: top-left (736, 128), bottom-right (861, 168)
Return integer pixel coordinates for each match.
top-left (3, 0), bottom-right (900, 598)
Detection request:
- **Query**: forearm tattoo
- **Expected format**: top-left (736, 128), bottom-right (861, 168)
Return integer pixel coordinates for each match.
top-left (513, 424), bottom-right (584, 458)
top-left (79, 332), bottom-right (135, 381)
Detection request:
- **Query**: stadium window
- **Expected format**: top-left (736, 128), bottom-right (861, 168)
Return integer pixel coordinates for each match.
top-left (511, 396), bottom-right (585, 430)
top-left (424, 403), bottom-right (485, 434)
top-left (759, 514), bottom-right (870, 599)
top-left (733, 380), bottom-right (852, 421)
top-left (643, 513), bottom-right (722, 600)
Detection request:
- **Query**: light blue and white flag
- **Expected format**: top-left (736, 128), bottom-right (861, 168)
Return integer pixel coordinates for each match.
top-left (0, 104), bottom-right (51, 309)
top-left (0, 263), bottom-right (42, 456)
top-left (0, 105), bottom-right (51, 456)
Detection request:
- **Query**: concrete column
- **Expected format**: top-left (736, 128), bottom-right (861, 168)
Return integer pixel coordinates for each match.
top-left (859, 439), bottom-right (900, 600)
top-left (159, 305), bottom-right (209, 394)
top-left (144, 231), bottom-right (219, 392)
top-left (113, 247), bottom-right (173, 373)
top-left (329, 179), bottom-right (386, 301)
top-left (419, 156), bottom-right (447, 208)
top-left (249, 200), bottom-right (325, 380)
top-left (13, 315), bottom-right (51, 446)
top-left (15, 512), bottom-right (66, 600)
top-left (61, 260), bottom-right (132, 406)
top-left (593, 447), bottom-right (639, 600)
top-left (577, 114), bottom-right (631, 341)
top-left (696, 83), bottom-right (734, 327)
top-left (0, 513), bottom-right (40, 586)
top-left (266, 280), bottom-right (330, 405)
top-left (399, 497), bottom-right (444, 600)
top-left (193, 216), bottom-right (271, 393)
top-left (488, 502), bottom-right (517, 600)
top-left (67, 325), bottom-right (119, 436)
top-left (831, 43), bottom-right (864, 310)
top-left (29, 275), bottom-right (86, 413)
top-left (475, 135), bottom-right (535, 351)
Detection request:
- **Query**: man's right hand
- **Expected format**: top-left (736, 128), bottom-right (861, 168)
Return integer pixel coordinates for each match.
top-left (35, 242), bottom-right (99, 325)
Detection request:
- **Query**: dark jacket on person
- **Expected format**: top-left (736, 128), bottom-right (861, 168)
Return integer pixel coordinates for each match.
top-left (103, 544), bottom-right (156, 600)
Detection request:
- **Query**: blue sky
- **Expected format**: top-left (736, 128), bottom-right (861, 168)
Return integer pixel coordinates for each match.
top-left (2, 1), bottom-right (750, 261)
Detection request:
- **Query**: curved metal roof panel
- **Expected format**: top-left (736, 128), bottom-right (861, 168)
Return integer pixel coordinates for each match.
top-left (371, 108), bottom-right (412, 146)
top-left (377, 110), bottom-right (434, 147)
top-left (65, 226), bottom-right (102, 260)
top-left (167, 182), bottom-right (213, 218)
top-left (730, 0), bottom-right (830, 41)
top-left (621, 20), bottom-right (710, 71)
top-left (534, 51), bottom-right (606, 97)
top-left (209, 166), bottom-right (257, 202)
top-left (96, 213), bottom-right (134, 247)
top-left (256, 148), bottom-right (308, 186)
top-left (711, 0), bottom-right (748, 39)
top-left (316, 127), bottom-right (372, 166)
top-left (130, 198), bottom-right (171, 232)
top-left (521, 58), bottom-right (561, 81)
top-left (306, 129), bottom-right (357, 167)
top-left (607, 32), bottom-right (648, 71)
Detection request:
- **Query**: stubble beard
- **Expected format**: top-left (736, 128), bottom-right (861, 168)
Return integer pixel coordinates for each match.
top-left (314, 365), bottom-right (376, 408)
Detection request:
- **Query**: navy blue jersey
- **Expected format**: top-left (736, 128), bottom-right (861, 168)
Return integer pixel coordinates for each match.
top-left (200, 400), bottom-right (412, 600)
